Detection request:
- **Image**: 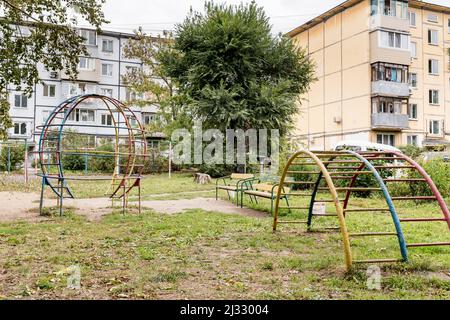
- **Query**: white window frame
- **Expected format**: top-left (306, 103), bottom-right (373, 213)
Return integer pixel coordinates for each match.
top-left (407, 135), bottom-right (418, 146)
top-left (101, 39), bottom-right (114, 53)
top-left (409, 11), bottom-right (416, 27)
top-left (80, 29), bottom-right (97, 46)
top-left (78, 57), bottom-right (95, 71)
top-left (408, 103), bottom-right (418, 120)
top-left (13, 122), bottom-right (27, 136)
top-left (101, 113), bottom-right (113, 126)
top-left (429, 89), bottom-right (439, 105)
top-left (376, 133), bottom-right (395, 146)
top-left (428, 29), bottom-right (438, 45)
top-left (43, 84), bottom-right (56, 97)
top-left (410, 41), bottom-right (417, 58)
top-left (13, 94), bottom-right (28, 108)
top-left (67, 108), bottom-right (95, 123)
top-left (379, 31), bottom-right (409, 51)
top-left (100, 88), bottom-right (113, 98)
top-left (428, 59), bottom-right (439, 75)
top-left (427, 13), bottom-right (438, 23)
top-left (101, 63), bottom-right (113, 77)
top-left (428, 120), bottom-right (441, 135)
top-left (409, 73), bottom-right (417, 88)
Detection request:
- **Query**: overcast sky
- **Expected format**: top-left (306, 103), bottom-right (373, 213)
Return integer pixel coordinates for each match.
top-left (87, 0), bottom-right (450, 35)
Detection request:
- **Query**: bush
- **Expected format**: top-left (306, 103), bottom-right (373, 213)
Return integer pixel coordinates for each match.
top-left (0, 144), bottom-right (25, 171)
top-left (198, 163), bottom-right (236, 178)
top-left (398, 145), bottom-right (423, 160)
top-left (62, 153), bottom-right (85, 171)
top-left (390, 159), bottom-right (450, 198)
top-left (89, 144), bottom-right (115, 173)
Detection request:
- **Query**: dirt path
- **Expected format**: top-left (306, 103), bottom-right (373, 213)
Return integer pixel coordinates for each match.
top-left (0, 192), bottom-right (267, 222)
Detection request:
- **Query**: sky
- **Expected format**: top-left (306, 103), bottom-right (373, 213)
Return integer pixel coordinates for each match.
top-left (86, 0), bottom-right (450, 35)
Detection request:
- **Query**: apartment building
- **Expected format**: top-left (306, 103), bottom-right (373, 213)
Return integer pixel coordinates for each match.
top-left (7, 27), bottom-right (159, 147)
top-left (289, 0), bottom-right (450, 150)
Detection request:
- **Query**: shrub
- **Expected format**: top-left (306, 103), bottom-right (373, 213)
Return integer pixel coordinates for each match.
top-left (89, 143), bottom-right (115, 173)
top-left (398, 145), bottom-right (423, 160)
top-left (198, 163), bottom-right (235, 178)
top-left (62, 153), bottom-right (85, 171)
top-left (0, 144), bottom-right (25, 171)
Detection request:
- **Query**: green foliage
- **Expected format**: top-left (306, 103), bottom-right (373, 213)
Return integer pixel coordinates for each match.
top-left (198, 163), bottom-right (235, 178)
top-left (0, 143), bottom-right (25, 171)
top-left (0, 0), bottom-right (107, 139)
top-left (62, 153), bottom-right (85, 171)
top-left (122, 29), bottom-right (191, 137)
top-left (161, 2), bottom-right (315, 135)
top-left (89, 143), bottom-right (115, 173)
top-left (398, 145), bottom-right (423, 160)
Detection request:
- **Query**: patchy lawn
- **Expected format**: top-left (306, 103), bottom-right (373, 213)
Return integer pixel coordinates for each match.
top-left (0, 173), bottom-right (448, 299)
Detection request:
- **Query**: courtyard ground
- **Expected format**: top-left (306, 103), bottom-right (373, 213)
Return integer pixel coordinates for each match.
top-left (0, 173), bottom-right (448, 299)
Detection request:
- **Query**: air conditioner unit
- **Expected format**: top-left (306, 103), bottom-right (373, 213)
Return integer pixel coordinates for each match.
top-left (49, 71), bottom-right (59, 79)
top-left (333, 116), bottom-right (342, 124)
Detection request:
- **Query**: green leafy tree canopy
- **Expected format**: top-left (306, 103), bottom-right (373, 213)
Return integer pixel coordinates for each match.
top-left (0, 0), bottom-right (107, 139)
top-left (161, 1), bottom-right (315, 135)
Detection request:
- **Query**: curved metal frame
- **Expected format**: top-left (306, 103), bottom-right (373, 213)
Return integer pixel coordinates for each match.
top-left (273, 150), bottom-right (352, 270)
top-left (37, 94), bottom-right (148, 215)
top-left (273, 150), bottom-right (414, 270)
top-left (359, 150), bottom-right (450, 229)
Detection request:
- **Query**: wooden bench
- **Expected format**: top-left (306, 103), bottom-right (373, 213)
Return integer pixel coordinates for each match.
top-left (242, 182), bottom-right (291, 215)
top-left (215, 173), bottom-right (255, 206)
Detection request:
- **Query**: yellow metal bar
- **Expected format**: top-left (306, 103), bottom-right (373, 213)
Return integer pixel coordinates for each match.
top-left (273, 150), bottom-right (353, 271)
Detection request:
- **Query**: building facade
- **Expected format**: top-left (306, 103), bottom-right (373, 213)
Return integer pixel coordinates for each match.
top-left (289, 0), bottom-right (450, 150)
top-left (7, 28), bottom-right (159, 147)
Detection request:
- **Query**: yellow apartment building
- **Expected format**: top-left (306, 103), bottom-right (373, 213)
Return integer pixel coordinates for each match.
top-left (289, 0), bottom-right (450, 150)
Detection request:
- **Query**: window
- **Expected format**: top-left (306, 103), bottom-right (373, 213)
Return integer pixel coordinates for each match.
top-left (125, 88), bottom-right (141, 101)
top-left (428, 59), bottom-right (439, 75)
top-left (371, 62), bottom-right (408, 83)
top-left (13, 94), bottom-right (27, 108)
top-left (78, 57), bottom-right (94, 70)
top-left (372, 97), bottom-right (403, 114)
top-left (428, 29), bottom-right (438, 45)
top-left (372, 1), bottom-right (408, 19)
top-left (407, 135), bottom-right (418, 146)
top-left (13, 122), bottom-right (27, 135)
top-left (80, 29), bottom-right (96, 46)
top-left (428, 120), bottom-right (441, 135)
top-left (143, 114), bottom-right (157, 125)
top-left (409, 11), bottom-right (416, 26)
top-left (43, 84), bottom-right (56, 97)
top-left (377, 134), bottom-right (395, 146)
top-left (409, 73), bottom-right (417, 88)
top-left (101, 114), bottom-right (113, 126)
top-left (102, 39), bottom-right (114, 53)
top-left (126, 116), bottom-right (137, 127)
top-left (125, 66), bottom-right (139, 74)
top-left (429, 90), bottom-right (439, 105)
top-left (408, 103), bottom-right (418, 120)
top-left (380, 31), bottom-right (409, 50)
top-left (101, 88), bottom-right (113, 97)
top-left (410, 41), bottom-right (417, 58)
top-left (67, 109), bottom-right (95, 122)
top-left (427, 14), bottom-right (438, 23)
top-left (101, 63), bottom-right (113, 77)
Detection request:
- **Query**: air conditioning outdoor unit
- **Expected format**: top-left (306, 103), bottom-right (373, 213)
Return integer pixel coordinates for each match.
top-left (334, 116), bottom-right (342, 124)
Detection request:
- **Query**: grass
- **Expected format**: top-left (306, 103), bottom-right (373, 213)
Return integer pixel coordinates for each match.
top-left (0, 173), bottom-right (448, 299)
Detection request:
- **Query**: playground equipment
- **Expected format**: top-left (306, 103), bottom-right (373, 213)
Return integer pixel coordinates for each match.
top-left (273, 150), bottom-right (450, 271)
top-left (36, 94), bottom-right (148, 215)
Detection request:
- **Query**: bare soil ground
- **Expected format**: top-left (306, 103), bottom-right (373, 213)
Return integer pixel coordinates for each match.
top-left (0, 192), bottom-right (266, 222)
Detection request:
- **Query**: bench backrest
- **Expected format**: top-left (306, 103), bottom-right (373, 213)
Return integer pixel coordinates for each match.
top-left (254, 183), bottom-right (290, 194)
top-left (230, 173), bottom-right (254, 180)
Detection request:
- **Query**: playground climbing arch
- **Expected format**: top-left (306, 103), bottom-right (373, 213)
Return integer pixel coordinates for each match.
top-left (273, 150), bottom-right (450, 271)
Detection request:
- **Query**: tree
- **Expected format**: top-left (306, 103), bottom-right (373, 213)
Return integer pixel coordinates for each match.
top-left (122, 28), bottom-right (191, 136)
top-left (161, 1), bottom-right (315, 136)
top-left (0, 0), bottom-right (107, 139)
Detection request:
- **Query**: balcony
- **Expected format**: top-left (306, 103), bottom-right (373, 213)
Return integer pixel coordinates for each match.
top-left (372, 113), bottom-right (409, 130)
top-left (371, 80), bottom-right (410, 97)
top-left (370, 14), bottom-right (410, 33)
